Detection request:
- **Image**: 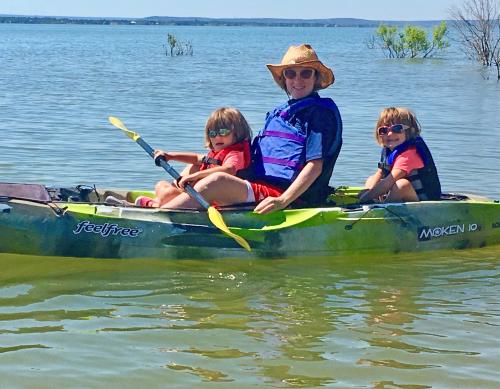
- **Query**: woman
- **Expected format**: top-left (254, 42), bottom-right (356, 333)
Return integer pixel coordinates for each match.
top-left (162, 44), bottom-right (343, 214)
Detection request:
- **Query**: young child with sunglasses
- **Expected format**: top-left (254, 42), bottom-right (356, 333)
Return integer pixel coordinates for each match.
top-left (131, 107), bottom-right (252, 207)
top-left (359, 107), bottom-right (441, 203)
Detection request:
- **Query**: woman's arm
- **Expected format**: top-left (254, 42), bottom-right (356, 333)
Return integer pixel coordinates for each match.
top-left (254, 159), bottom-right (323, 214)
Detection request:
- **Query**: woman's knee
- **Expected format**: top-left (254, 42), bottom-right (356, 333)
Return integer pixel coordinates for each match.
top-left (194, 172), bottom-right (232, 190)
top-left (193, 173), bottom-right (248, 204)
top-left (155, 180), bottom-right (171, 192)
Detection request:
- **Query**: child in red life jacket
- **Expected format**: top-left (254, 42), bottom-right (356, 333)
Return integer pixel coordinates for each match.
top-left (359, 107), bottom-right (441, 203)
top-left (137, 107), bottom-right (252, 208)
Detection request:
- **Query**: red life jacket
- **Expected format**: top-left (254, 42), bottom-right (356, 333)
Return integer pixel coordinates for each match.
top-left (200, 140), bottom-right (251, 171)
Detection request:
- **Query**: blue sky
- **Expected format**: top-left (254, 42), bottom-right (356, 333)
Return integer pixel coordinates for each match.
top-left (0, 0), bottom-right (464, 20)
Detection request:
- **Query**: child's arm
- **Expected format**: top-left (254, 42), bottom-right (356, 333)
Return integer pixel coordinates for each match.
top-left (177, 163), bottom-right (237, 189)
top-left (359, 168), bottom-right (407, 203)
top-left (153, 150), bottom-right (204, 165)
top-left (176, 149), bottom-right (245, 188)
top-left (365, 169), bottom-right (383, 189)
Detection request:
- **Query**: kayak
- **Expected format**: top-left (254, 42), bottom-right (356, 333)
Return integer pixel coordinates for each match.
top-left (1, 182), bottom-right (500, 259)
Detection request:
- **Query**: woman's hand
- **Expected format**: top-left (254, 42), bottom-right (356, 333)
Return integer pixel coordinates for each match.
top-left (253, 196), bottom-right (288, 214)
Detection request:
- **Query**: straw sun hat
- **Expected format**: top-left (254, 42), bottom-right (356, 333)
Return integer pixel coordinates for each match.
top-left (266, 44), bottom-right (335, 91)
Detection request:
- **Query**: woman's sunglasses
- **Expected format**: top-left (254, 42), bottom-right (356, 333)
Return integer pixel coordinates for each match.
top-left (283, 68), bottom-right (315, 80)
top-left (208, 128), bottom-right (232, 138)
top-left (377, 124), bottom-right (409, 136)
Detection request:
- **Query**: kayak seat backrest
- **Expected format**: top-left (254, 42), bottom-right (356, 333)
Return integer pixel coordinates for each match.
top-left (440, 193), bottom-right (470, 201)
top-left (0, 182), bottom-right (51, 203)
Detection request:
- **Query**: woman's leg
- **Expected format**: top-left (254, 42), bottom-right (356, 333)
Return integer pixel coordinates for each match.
top-left (386, 179), bottom-right (419, 202)
top-left (162, 172), bottom-right (250, 209)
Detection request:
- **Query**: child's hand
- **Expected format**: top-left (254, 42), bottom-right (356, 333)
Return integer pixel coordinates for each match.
top-left (153, 149), bottom-right (170, 166)
top-left (153, 149), bottom-right (171, 159)
top-left (178, 173), bottom-right (199, 189)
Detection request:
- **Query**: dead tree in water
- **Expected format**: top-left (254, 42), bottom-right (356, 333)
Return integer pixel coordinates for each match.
top-left (450, 0), bottom-right (500, 79)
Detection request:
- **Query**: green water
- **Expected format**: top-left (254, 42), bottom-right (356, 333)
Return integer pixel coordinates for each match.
top-left (1, 250), bottom-right (499, 388)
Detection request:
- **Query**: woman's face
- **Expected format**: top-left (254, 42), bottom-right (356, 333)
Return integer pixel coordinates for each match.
top-left (283, 67), bottom-right (316, 99)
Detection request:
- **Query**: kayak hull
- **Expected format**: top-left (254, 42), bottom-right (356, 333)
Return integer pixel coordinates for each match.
top-left (1, 187), bottom-right (499, 259)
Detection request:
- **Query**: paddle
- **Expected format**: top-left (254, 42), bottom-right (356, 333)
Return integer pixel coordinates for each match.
top-left (108, 116), bottom-right (251, 252)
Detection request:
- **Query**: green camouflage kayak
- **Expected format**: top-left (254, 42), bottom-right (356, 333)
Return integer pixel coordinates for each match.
top-left (1, 183), bottom-right (499, 259)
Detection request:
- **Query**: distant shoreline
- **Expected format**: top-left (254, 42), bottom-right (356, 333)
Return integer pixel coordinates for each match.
top-left (0, 15), bottom-right (446, 28)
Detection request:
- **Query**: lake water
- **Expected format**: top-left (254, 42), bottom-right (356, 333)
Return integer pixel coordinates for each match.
top-left (1, 24), bottom-right (500, 387)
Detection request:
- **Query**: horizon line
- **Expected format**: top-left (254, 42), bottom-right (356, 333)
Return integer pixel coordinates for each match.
top-left (0, 13), bottom-right (450, 22)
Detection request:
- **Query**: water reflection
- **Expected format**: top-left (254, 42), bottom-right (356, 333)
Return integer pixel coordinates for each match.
top-left (0, 250), bottom-right (499, 387)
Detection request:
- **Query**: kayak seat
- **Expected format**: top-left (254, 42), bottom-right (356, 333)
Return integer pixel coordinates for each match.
top-left (0, 182), bottom-right (51, 203)
top-left (440, 193), bottom-right (470, 201)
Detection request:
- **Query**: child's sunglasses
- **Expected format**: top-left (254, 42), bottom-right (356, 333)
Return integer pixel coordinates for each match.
top-left (377, 124), bottom-right (409, 136)
top-left (208, 128), bottom-right (232, 138)
top-left (283, 68), bottom-right (315, 80)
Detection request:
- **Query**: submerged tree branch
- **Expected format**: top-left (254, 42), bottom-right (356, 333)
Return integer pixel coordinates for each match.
top-left (450, 0), bottom-right (500, 79)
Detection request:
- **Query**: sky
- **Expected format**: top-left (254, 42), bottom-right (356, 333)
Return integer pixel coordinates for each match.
top-left (0, 0), bottom-right (465, 21)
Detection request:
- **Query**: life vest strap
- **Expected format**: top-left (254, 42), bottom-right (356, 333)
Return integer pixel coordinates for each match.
top-left (262, 157), bottom-right (304, 169)
top-left (201, 156), bottom-right (222, 166)
top-left (262, 130), bottom-right (306, 143)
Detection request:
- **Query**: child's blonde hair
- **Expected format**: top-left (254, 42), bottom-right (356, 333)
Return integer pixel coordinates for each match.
top-left (374, 107), bottom-right (421, 146)
top-left (204, 107), bottom-right (252, 149)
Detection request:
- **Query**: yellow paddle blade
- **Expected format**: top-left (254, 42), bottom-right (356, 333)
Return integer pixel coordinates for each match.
top-left (108, 116), bottom-right (141, 141)
top-left (258, 209), bottom-right (320, 231)
top-left (207, 207), bottom-right (251, 252)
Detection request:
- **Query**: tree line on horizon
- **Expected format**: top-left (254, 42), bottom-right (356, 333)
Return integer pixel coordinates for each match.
top-left (0, 15), bottom-right (446, 28)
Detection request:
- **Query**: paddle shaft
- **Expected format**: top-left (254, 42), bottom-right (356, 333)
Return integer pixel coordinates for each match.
top-left (134, 137), bottom-right (211, 210)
